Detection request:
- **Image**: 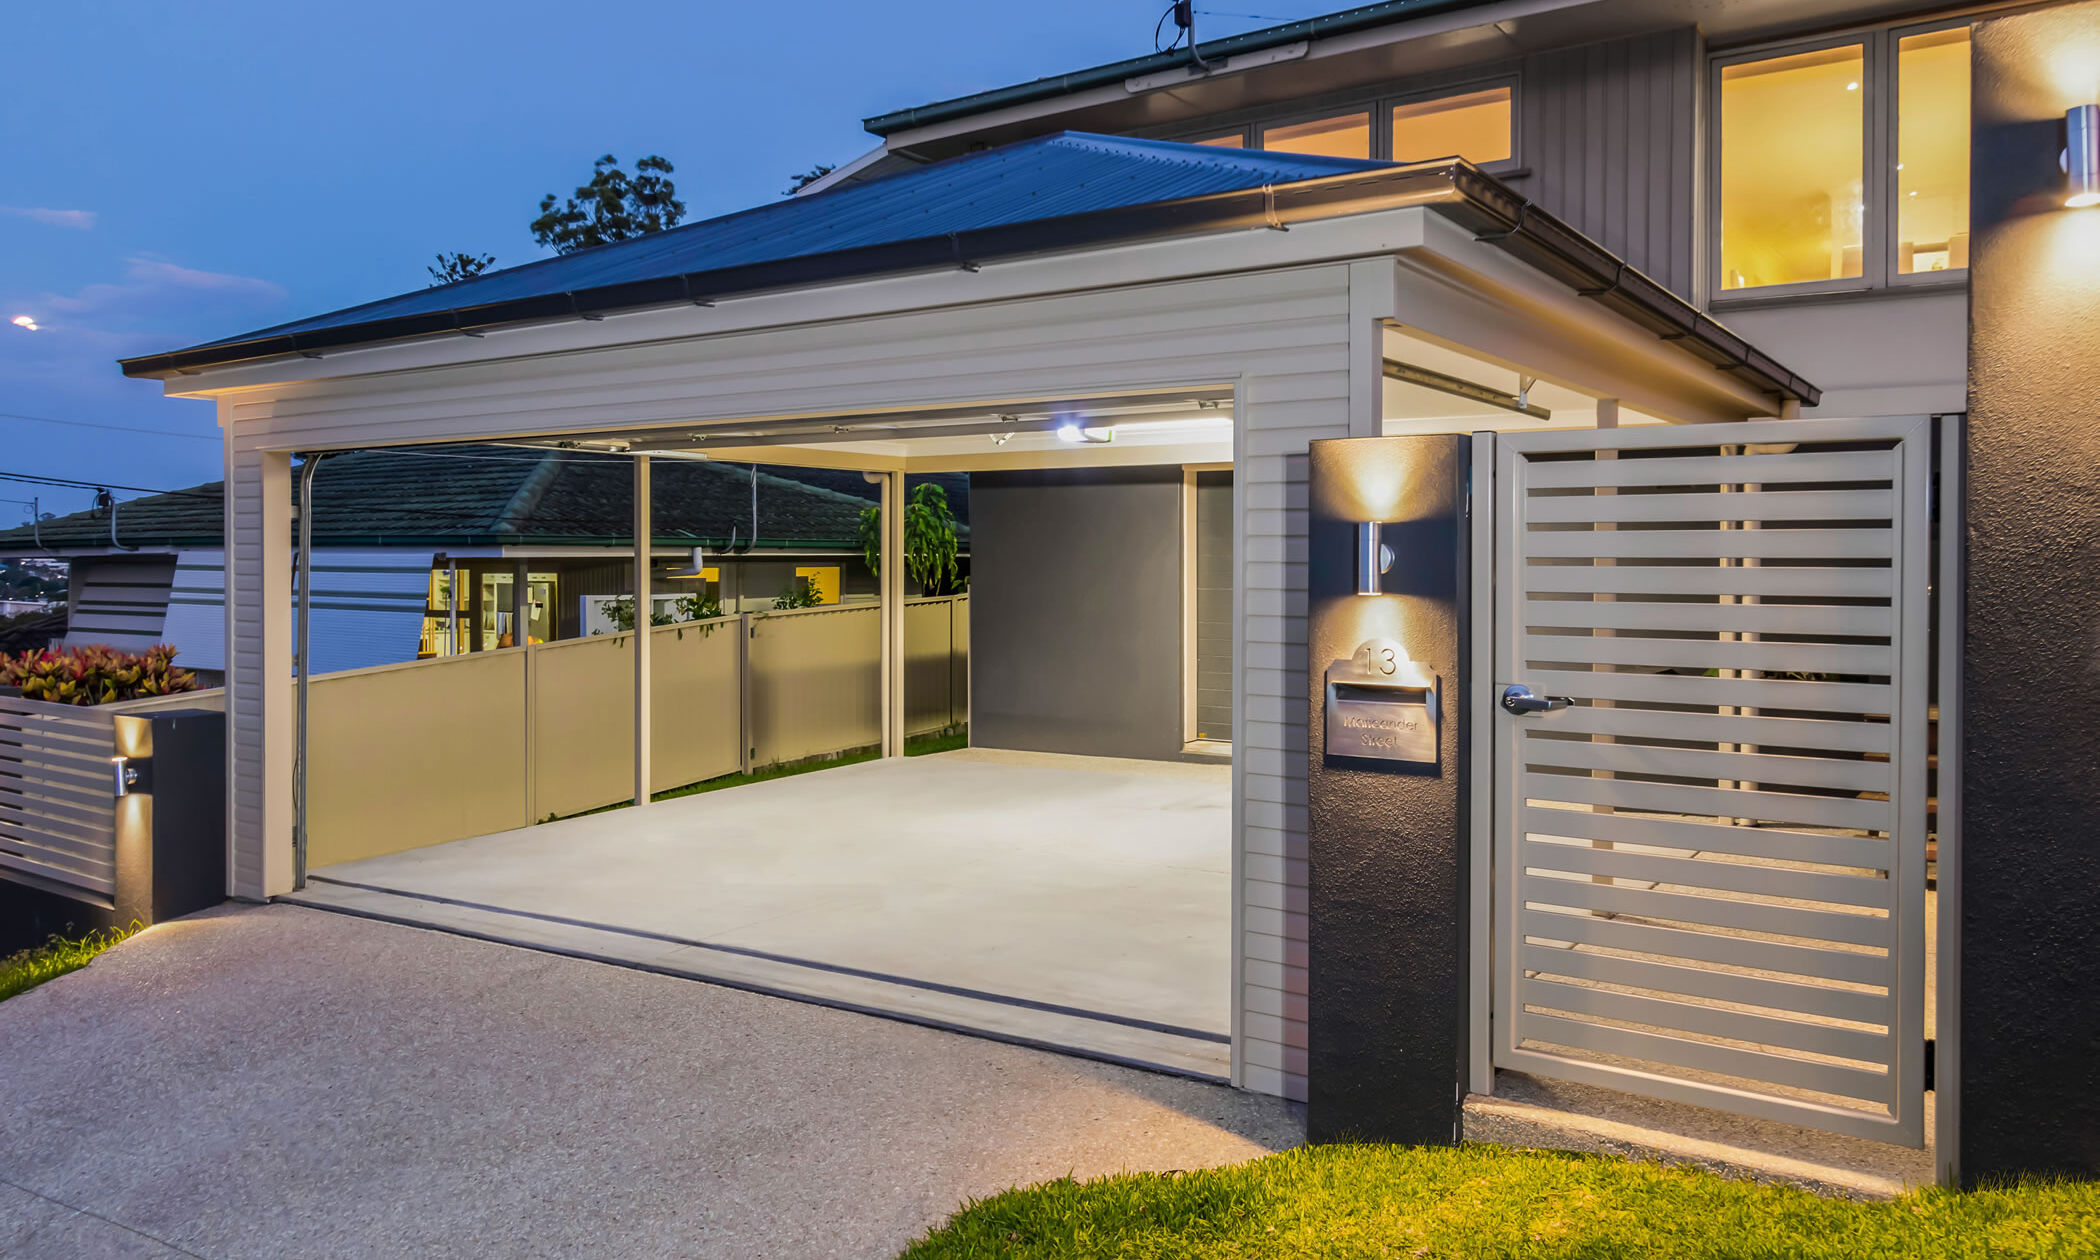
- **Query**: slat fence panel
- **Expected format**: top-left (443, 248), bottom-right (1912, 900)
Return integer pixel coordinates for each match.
top-left (1492, 416), bottom-right (1931, 1146)
top-left (0, 696), bottom-right (120, 900)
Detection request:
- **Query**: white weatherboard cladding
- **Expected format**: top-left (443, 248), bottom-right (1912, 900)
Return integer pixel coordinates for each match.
top-left (217, 263), bottom-right (1356, 1100)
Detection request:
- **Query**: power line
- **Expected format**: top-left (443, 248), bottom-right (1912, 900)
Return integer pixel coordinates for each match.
top-left (0, 470), bottom-right (217, 501)
top-left (0, 410), bottom-right (218, 441)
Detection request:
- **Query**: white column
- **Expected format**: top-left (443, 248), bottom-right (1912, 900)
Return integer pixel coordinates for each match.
top-left (224, 439), bottom-right (294, 897)
top-left (881, 469), bottom-right (906, 757)
top-left (634, 455), bottom-right (652, 807)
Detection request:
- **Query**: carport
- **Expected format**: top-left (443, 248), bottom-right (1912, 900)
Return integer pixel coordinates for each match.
top-left (121, 133), bottom-right (1814, 1100)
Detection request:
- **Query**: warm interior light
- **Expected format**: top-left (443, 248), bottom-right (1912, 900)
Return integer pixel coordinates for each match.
top-left (2066, 104), bottom-right (2100, 208)
top-left (1719, 44), bottom-right (1867, 289)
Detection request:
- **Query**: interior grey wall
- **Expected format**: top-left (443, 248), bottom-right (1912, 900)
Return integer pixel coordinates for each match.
top-left (969, 467), bottom-right (1185, 760)
top-left (1194, 471), bottom-right (1234, 742)
top-left (1962, 1), bottom-right (2100, 1186)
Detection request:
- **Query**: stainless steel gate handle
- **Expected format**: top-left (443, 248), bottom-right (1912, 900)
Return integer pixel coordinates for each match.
top-left (1500, 684), bottom-right (1573, 715)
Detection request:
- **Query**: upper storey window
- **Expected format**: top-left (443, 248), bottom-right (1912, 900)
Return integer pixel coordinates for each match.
top-left (1182, 80), bottom-right (1518, 171)
top-left (1262, 111), bottom-right (1373, 159)
top-left (1391, 86), bottom-right (1513, 164)
top-left (1713, 22), bottom-right (1970, 298)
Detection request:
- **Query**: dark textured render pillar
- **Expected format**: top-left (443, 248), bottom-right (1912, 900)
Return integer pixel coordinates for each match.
top-left (1962, 2), bottom-right (2100, 1185)
top-left (1305, 434), bottom-right (1471, 1144)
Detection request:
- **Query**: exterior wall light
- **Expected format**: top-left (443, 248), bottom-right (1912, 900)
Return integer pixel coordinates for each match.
top-left (110, 755), bottom-right (147, 797)
top-left (1056, 423), bottom-right (1114, 444)
top-left (1356, 521), bottom-right (1395, 596)
top-left (2066, 104), bottom-right (2100, 208)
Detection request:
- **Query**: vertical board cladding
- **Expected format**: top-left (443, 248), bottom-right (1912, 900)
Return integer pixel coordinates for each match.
top-left (222, 444), bottom-right (291, 900)
top-left (216, 264), bottom-right (1355, 1097)
top-left (1514, 27), bottom-right (1702, 299)
top-left (970, 467), bottom-right (1185, 761)
top-left (1961, 4), bottom-right (2100, 1185)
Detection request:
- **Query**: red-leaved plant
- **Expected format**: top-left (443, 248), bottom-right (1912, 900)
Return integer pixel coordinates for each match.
top-left (0, 644), bottom-right (199, 707)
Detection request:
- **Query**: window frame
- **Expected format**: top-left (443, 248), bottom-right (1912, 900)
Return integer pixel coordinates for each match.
top-left (1707, 20), bottom-right (1970, 306)
top-left (1162, 72), bottom-right (1524, 174)
top-left (1384, 76), bottom-right (1521, 173)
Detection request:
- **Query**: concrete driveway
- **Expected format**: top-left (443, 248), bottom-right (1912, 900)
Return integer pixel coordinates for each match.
top-left (0, 904), bottom-right (1300, 1259)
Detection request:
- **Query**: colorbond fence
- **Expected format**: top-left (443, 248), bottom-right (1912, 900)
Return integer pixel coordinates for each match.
top-left (131, 596), bottom-right (966, 867)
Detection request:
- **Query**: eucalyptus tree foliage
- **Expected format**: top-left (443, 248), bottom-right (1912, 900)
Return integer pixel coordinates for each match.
top-left (532, 154), bottom-right (687, 255)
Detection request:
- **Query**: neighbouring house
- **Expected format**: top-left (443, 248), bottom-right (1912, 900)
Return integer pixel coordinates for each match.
top-left (0, 449), bottom-right (968, 679)
top-left (5, 0), bottom-right (2085, 1195)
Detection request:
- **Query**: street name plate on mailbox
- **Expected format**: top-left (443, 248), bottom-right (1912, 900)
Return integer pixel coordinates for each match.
top-left (1324, 638), bottom-right (1439, 765)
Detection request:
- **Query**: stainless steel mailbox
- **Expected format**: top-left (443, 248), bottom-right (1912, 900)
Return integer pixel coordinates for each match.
top-left (1324, 639), bottom-right (1439, 766)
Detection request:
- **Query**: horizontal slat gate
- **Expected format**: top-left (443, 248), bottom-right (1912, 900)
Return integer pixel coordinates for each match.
top-left (1491, 416), bottom-right (1931, 1146)
top-left (0, 695), bottom-right (121, 901)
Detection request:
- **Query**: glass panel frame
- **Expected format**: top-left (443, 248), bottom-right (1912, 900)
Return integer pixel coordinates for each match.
top-left (1258, 109), bottom-right (1375, 159)
top-left (1388, 80), bottom-right (1518, 168)
top-left (1160, 75), bottom-right (1522, 173)
top-left (1889, 18), bottom-right (1973, 287)
top-left (1708, 20), bottom-right (1972, 305)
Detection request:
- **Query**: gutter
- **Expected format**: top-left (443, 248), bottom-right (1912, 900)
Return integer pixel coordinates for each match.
top-left (119, 162), bottom-right (1815, 405)
top-left (860, 0), bottom-right (1503, 137)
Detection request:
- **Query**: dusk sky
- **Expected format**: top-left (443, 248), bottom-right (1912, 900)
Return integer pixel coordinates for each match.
top-left (1, 1), bottom-right (1316, 523)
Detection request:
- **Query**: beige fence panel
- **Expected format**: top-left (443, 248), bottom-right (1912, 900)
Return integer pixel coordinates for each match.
top-left (306, 650), bottom-right (529, 867)
top-left (749, 604), bottom-right (880, 766)
top-left (951, 595), bottom-right (969, 730)
top-left (528, 632), bottom-right (635, 820)
top-left (905, 596), bottom-right (969, 735)
top-left (646, 618), bottom-right (742, 794)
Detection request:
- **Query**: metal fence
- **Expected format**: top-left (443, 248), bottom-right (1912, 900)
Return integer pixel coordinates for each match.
top-left (0, 694), bottom-right (123, 901)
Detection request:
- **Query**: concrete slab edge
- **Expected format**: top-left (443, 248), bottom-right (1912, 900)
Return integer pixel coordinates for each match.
top-left (276, 893), bottom-right (1232, 1086)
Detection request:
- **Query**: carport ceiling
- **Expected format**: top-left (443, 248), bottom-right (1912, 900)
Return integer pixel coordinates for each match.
top-left (502, 386), bottom-right (1235, 469)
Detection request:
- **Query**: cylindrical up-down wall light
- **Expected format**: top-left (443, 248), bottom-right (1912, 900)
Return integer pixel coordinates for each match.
top-left (2068, 104), bottom-right (2100, 208)
top-left (1356, 521), bottom-right (1395, 596)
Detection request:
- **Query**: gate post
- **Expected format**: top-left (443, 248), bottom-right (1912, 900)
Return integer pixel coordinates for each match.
top-left (1305, 434), bottom-right (1474, 1145)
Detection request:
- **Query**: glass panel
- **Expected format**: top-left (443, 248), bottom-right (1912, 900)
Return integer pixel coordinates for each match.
top-left (1261, 112), bottom-right (1371, 159)
top-left (1897, 27), bottom-right (1971, 274)
top-left (1719, 45), bottom-right (1866, 290)
top-left (1391, 86), bottom-right (1513, 164)
top-left (1194, 132), bottom-right (1245, 148)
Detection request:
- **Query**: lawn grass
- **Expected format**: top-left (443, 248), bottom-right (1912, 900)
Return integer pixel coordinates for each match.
top-left (560, 726), bottom-right (970, 819)
top-left (0, 927), bottom-right (136, 1004)
top-left (900, 1143), bottom-right (2100, 1259)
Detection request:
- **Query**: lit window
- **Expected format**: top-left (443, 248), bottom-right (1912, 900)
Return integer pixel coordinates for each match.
top-left (1194, 132), bottom-right (1246, 148)
top-left (1391, 86), bottom-right (1513, 164)
top-left (794, 566), bottom-right (840, 605)
top-left (1719, 45), bottom-right (1867, 291)
top-left (1897, 28), bottom-right (1971, 274)
top-left (1262, 112), bottom-right (1371, 159)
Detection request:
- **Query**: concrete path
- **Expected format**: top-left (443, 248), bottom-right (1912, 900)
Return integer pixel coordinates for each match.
top-left (0, 904), bottom-right (1300, 1260)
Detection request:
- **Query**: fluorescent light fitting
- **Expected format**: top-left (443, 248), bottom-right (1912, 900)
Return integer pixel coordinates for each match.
top-left (1056, 423), bottom-right (1114, 444)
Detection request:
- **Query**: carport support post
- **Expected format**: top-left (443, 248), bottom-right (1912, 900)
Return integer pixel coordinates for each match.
top-left (872, 469), bottom-right (906, 756)
top-left (634, 455), bottom-right (652, 807)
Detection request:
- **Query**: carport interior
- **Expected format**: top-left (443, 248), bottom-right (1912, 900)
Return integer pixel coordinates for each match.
top-left (286, 388), bottom-right (1246, 1077)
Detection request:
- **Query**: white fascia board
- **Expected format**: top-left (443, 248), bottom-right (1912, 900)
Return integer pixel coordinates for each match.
top-left (1396, 212), bottom-right (1783, 423)
top-left (792, 145), bottom-right (892, 197)
top-left (876, 0), bottom-right (1589, 152)
top-left (172, 206), bottom-right (1436, 406)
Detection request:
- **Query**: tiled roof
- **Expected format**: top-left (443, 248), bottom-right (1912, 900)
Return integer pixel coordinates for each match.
top-left (0, 449), bottom-right (968, 553)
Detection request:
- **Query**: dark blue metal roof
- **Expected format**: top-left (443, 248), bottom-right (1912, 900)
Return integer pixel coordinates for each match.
top-left (143, 135), bottom-right (1388, 363)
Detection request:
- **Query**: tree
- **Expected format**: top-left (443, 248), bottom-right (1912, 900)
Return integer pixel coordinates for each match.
top-left (784, 163), bottom-right (837, 196)
top-left (428, 251), bottom-right (495, 285)
top-left (859, 482), bottom-right (962, 596)
top-left (531, 154), bottom-right (686, 255)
